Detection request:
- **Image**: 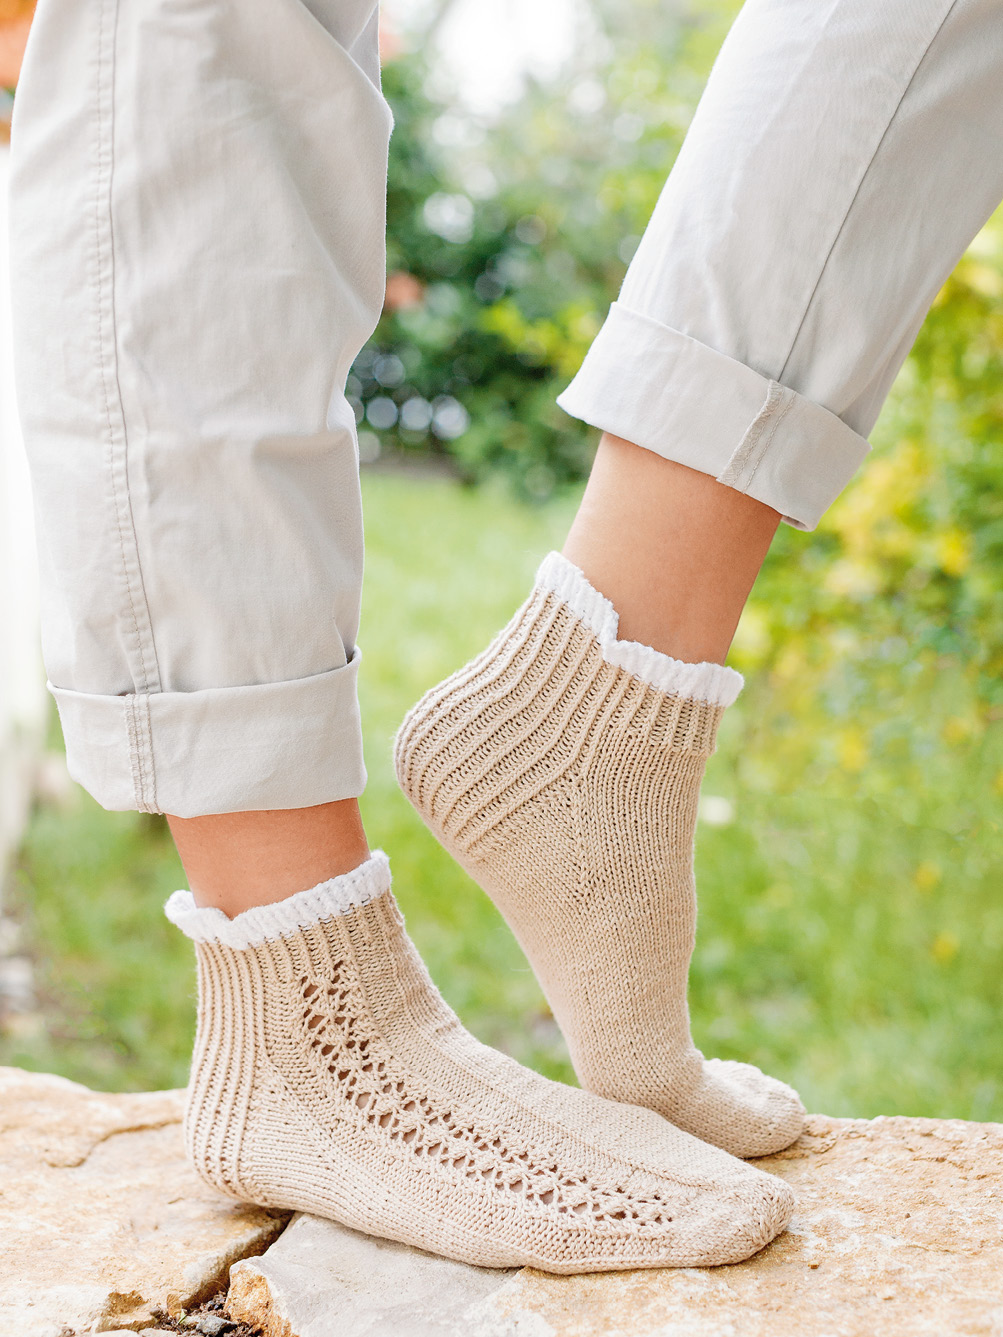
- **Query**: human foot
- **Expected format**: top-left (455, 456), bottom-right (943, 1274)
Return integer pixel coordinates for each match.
top-left (394, 554), bottom-right (805, 1159)
top-left (165, 851), bottom-right (793, 1272)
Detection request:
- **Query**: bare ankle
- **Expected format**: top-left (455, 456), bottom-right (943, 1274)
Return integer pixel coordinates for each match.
top-left (166, 798), bottom-right (369, 915)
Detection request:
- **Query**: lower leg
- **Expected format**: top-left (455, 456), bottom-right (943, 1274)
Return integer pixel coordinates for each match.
top-left (563, 433), bottom-right (781, 665)
top-left (166, 800), bottom-right (369, 915)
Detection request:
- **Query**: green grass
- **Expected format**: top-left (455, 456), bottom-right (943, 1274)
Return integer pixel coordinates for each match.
top-left (3, 468), bottom-right (1001, 1121)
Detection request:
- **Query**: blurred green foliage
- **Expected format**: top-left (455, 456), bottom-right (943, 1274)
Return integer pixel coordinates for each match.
top-left (356, 1), bottom-right (732, 497)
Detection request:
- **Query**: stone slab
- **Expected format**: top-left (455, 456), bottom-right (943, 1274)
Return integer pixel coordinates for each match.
top-left (0, 1065), bottom-right (288, 1335)
top-left (227, 1214), bottom-right (515, 1337)
top-left (227, 1115), bottom-right (1003, 1337)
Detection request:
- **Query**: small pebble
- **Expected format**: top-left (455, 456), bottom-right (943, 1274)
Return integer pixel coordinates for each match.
top-left (196, 1316), bottom-right (235, 1336)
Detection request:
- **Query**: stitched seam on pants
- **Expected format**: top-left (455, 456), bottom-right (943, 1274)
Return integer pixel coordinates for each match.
top-left (717, 382), bottom-right (786, 490)
top-left (125, 695), bottom-right (158, 814)
top-left (94, 0), bottom-right (162, 804)
top-left (777, 0), bottom-right (960, 383)
top-left (125, 697), bottom-right (143, 811)
top-left (138, 694), bottom-right (158, 813)
top-left (743, 391), bottom-right (794, 492)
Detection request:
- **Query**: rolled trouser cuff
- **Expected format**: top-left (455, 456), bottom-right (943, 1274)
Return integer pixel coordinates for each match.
top-left (50, 651), bottom-right (367, 817)
top-left (556, 302), bottom-right (871, 531)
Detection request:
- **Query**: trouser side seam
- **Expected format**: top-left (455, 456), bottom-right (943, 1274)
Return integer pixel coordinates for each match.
top-left (94, 0), bottom-right (161, 802)
top-left (777, 0), bottom-right (960, 383)
top-left (95, 0), bottom-right (159, 696)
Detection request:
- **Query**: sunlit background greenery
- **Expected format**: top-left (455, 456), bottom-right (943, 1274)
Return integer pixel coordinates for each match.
top-left (3, 0), bottom-right (1001, 1122)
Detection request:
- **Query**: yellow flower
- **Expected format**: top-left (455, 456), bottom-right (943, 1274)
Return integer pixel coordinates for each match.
top-left (914, 861), bottom-right (942, 892)
top-left (942, 716), bottom-right (972, 746)
top-left (931, 931), bottom-right (960, 964)
top-left (933, 529), bottom-right (972, 578)
top-left (836, 728), bottom-right (868, 773)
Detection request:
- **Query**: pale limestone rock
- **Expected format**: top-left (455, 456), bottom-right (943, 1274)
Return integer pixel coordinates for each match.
top-left (0, 1066), bottom-right (288, 1335)
top-left (227, 1214), bottom-right (515, 1337)
top-left (225, 1115), bottom-right (1003, 1337)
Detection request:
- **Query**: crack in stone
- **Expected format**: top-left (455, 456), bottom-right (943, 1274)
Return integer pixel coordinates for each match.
top-left (43, 1117), bottom-right (183, 1169)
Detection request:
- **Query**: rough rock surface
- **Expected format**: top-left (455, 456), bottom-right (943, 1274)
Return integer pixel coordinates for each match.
top-left (227, 1115), bottom-right (1003, 1337)
top-left (228, 1215), bottom-right (515, 1337)
top-left (0, 1066), bottom-right (288, 1335)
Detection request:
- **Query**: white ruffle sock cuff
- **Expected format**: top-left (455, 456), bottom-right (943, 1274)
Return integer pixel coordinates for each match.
top-left (165, 850), bottom-right (392, 947)
top-left (534, 551), bottom-right (744, 706)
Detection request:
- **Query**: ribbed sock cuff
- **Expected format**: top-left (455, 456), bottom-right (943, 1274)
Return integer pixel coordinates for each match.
top-left (164, 850), bottom-right (392, 949)
top-left (535, 553), bottom-right (744, 708)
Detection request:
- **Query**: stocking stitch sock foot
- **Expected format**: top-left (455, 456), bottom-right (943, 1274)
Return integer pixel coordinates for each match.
top-left (165, 852), bottom-right (793, 1273)
top-left (395, 555), bottom-right (806, 1159)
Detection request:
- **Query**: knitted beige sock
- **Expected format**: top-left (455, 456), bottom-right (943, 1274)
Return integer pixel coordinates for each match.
top-left (165, 852), bottom-right (793, 1273)
top-left (395, 553), bottom-right (806, 1159)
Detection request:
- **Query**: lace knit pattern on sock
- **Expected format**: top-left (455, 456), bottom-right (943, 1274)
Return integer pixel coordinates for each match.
top-left (177, 878), bottom-right (794, 1271)
top-left (294, 955), bottom-right (675, 1230)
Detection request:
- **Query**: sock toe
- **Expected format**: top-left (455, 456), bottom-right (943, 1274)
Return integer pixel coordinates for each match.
top-left (733, 1169), bottom-right (797, 1258)
top-left (689, 1059), bottom-right (806, 1157)
top-left (649, 1163), bottom-right (796, 1269)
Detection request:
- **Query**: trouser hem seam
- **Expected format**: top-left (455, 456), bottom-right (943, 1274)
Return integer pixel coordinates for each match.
top-left (125, 693), bottom-right (158, 813)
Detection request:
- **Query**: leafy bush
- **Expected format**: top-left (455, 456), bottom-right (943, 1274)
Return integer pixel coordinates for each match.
top-left (355, 4), bottom-right (723, 496)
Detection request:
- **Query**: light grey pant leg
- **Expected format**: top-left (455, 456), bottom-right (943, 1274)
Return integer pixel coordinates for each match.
top-left (559, 0), bottom-right (1003, 530)
top-left (10, 0), bottom-right (391, 815)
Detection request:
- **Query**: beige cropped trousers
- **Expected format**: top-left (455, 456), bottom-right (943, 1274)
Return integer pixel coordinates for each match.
top-left (9, 0), bottom-right (1003, 817)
